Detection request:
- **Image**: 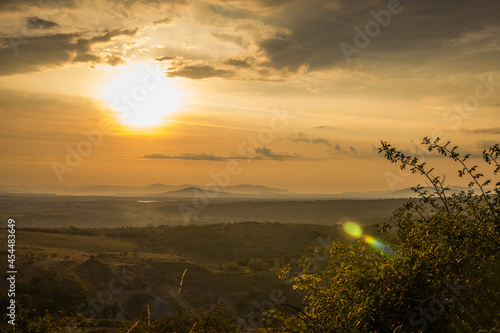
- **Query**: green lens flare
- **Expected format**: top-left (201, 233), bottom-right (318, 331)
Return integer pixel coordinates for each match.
top-left (343, 222), bottom-right (396, 257)
top-left (343, 222), bottom-right (362, 238)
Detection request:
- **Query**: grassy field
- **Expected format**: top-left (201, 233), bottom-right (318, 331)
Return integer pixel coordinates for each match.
top-left (0, 195), bottom-right (407, 227)
top-left (0, 221), bottom-right (367, 325)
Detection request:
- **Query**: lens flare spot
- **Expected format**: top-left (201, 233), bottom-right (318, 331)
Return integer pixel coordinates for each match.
top-left (343, 222), bottom-right (362, 238)
top-left (363, 236), bottom-right (396, 257)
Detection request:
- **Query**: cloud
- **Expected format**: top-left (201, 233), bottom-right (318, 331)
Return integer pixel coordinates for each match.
top-left (312, 138), bottom-right (332, 148)
top-left (224, 57), bottom-right (253, 68)
top-left (85, 28), bottom-right (139, 43)
top-left (476, 140), bottom-right (498, 149)
top-left (289, 132), bottom-right (310, 143)
top-left (154, 56), bottom-right (175, 62)
top-left (160, 1), bottom-right (496, 80)
top-left (73, 28), bottom-right (140, 67)
top-left (1, 0), bottom-right (85, 12)
top-left (0, 33), bottom-right (77, 76)
top-left (0, 28), bottom-right (140, 76)
top-left (333, 144), bottom-right (358, 156)
top-left (258, 33), bottom-right (311, 72)
top-left (314, 125), bottom-right (335, 130)
top-left (0, 0), bottom-right (74, 12)
top-left (222, 0), bottom-right (500, 75)
top-left (153, 17), bottom-right (174, 26)
top-left (291, 137), bottom-right (310, 143)
top-left (4, 0), bottom-right (500, 80)
top-left (212, 33), bottom-right (248, 48)
top-left (142, 153), bottom-right (226, 161)
top-left (250, 0), bottom-right (296, 8)
top-left (463, 127), bottom-right (500, 135)
top-left (144, 149), bottom-right (299, 161)
top-left (254, 146), bottom-right (296, 159)
top-left (166, 60), bottom-right (233, 79)
top-left (25, 16), bottom-right (59, 30)
top-left (288, 132), bottom-right (331, 148)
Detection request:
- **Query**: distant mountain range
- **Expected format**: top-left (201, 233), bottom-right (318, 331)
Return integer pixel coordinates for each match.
top-left (0, 184), bottom-right (487, 200)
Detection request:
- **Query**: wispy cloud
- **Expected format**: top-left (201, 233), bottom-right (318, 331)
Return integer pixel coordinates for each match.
top-left (314, 126), bottom-right (336, 130)
top-left (154, 56), bottom-right (175, 62)
top-left (288, 132), bottom-right (332, 148)
top-left (224, 57), bottom-right (253, 68)
top-left (462, 127), bottom-right (500, 134)
top-left (142, 153), bottom-right (226, 161)
top-left (289, 132), bottom-right (310, 143)
top-left (312, 138), bottom-right (332, 148)
top-left (476, 140), bottom-right (498, 149)
top-left (333, 144), bottom-right (359, 156)
top-left (153, 17), bottom-right (173, 26)
top-left (165, 58), bottom-right (234, 79)
top-left (25, 16), bottom-right (59, 30)
top-left (143, 149), bottom-right (299, 161)
top-left (254, 146), bottom-right (297, 160)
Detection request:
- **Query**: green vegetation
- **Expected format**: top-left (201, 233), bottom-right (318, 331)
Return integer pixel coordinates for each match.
top-left (1, 139), bottom-right (499, 332)
top-left (275, 138), bottom-right (500, 332)
top-left (102, 222), bottom-right (343, 265)
top-left (0, 222), bottom-right (342, 332)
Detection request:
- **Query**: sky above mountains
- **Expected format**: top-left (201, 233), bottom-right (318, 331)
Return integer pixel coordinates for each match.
top-left (1, 0), bottom-right (499, 193)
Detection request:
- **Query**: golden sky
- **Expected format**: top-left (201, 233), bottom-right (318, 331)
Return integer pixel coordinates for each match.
top-left (0, 0), bottom-right (499, 193)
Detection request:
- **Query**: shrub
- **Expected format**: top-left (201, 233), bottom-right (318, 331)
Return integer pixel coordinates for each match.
top-left (279, 138), bottom-right (500, 332)
top-left (248, 258), bottom-right (268, 271)
top-left (222, 261), bottom-right (240, 272)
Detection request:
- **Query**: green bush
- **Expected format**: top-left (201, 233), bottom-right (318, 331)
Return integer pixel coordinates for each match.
top-left (279, 138), bottom-right (500, 332)
top-left (248, 258), bottom-right (269, 271)
top-left (222, 261), bottom-right (240, 272)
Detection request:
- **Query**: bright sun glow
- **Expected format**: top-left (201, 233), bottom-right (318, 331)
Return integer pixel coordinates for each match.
top-left (101, 62), bottom-right (182, 129)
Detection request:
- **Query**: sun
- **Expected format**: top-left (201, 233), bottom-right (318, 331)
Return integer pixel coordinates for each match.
top-left (101, 62), bottom-right (182, 129)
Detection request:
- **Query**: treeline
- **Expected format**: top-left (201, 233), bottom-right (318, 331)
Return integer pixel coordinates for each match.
top-left (16, 226), bottom-right (98, 236)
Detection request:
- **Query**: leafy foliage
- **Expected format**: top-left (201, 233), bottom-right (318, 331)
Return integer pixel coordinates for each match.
top-left (279, 138), bottom-right (500, 332)
top-left (118, 303), bottom-right (239, 333)
top-left (0, 295), bottom-right (90, 332)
